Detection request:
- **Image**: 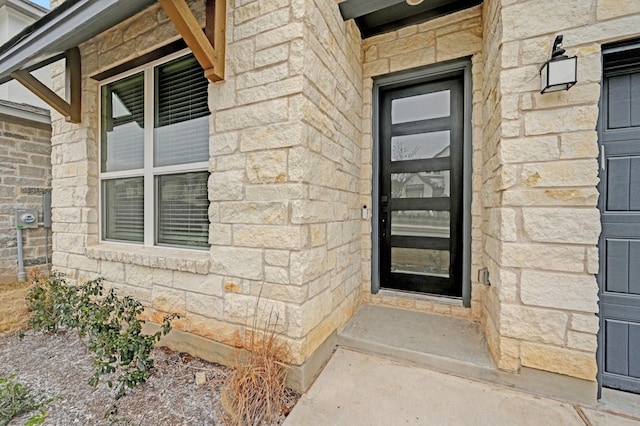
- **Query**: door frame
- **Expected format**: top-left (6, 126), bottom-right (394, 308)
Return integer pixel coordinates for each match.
top-left (371, 58), bottom-right (473, 307)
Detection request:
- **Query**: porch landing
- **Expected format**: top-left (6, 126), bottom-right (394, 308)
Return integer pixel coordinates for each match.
top-left (338, 304), bottom-right (493, 372)
top-left (337, 304), bottom-right (597, 404)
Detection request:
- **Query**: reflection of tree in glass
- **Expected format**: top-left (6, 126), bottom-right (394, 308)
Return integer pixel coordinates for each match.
top-left (391, 143), bottom-right (419, 197)
top-left (424, 174), bottom-right (445, 197)
top-left (427, 250), bottom-right (448, 275)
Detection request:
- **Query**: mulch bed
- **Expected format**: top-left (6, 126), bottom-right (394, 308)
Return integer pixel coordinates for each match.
top-left (0, 331), bottom-right (299, 425)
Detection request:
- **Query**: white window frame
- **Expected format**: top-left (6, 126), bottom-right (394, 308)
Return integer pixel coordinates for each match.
top-left (98, 49), bottom-right (209, 249)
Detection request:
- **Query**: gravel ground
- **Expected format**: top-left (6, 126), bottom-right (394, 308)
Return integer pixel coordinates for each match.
top-left (0, 331), bottom-right (298, 425)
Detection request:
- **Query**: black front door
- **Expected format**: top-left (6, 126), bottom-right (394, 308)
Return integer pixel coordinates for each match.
top-left (599, 48), bottom-right (640, 393)
top-left (378, 74), bottom-right (464, 297)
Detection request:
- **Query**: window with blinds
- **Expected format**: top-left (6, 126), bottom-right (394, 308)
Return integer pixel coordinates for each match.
top-left (101, 73), bottom-right (145, 173)
top-left (100, 52), bottom-right (210, 248)
top-left (156, 172), bottom-right (209, 247)
top-left (103, 177), bottom-right (144, 242)
top-left (155, 55), bottom-right (210, 167)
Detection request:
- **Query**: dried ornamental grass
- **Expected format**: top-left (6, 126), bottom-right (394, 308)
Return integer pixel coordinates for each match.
top-left (221, 305), bottom-right (289, 426)
top-left (0, 281), bottom-right (31, 334)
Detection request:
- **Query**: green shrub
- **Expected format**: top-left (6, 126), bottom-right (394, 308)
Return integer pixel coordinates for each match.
top-left (0, 376), bottom-right (50, 426)
top-left (26, 272), bottom-right (178, 399)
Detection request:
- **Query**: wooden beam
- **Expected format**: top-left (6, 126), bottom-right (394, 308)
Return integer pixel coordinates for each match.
top-left (205, 0), bottom-right (215, 45)
top-left (10, 48), bottom-right (82, 123)
top-left (66, 47), bottom-right (81, 123)
top-left (11, 69), bottom-right (70, 117)
top-left (211, 0), bottom-right (225, 80)
top-left (158, 0), bottom-right (225, 82)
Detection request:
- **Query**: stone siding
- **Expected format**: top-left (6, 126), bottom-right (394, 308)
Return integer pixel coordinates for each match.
top-left (49, 0), bottom-right (362, 366)
top-left (0, 116), bottom-right (51, 284)
top-left (293, 0), bottom-right (364, 359)
top-left (480, 0), bottom-right (640, 381)
top-left (46, 0), bottom-right (640, 388)
top-left (479, 0), bottom-right (510, 371)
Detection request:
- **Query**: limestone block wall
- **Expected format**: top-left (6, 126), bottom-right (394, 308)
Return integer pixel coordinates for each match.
top-left (479, 0), bottom-right (510, 370)
top-left (294, 0), bottom-right (363, 360)
top-left (359, 6), bottom-right (484, 318)
top-left (0, 115), bottom-right (51, 283)
top-left (483, 0), bottom-right (640, 381)
top-left (49, 0), bottom-right (363, 367)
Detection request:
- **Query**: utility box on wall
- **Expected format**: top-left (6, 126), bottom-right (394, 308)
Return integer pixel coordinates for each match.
top-left (15, 209), bottom-right (39, 229)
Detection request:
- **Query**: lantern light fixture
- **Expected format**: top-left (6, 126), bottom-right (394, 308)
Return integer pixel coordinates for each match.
top-left (540, 35), bottom-right (577, 94)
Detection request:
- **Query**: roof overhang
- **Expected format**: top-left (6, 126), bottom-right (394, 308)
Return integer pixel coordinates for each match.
top-left (0, 0), bottom-right (48, 20)
top-left (0, 0), bottom-right (226, 124)
top-left (0, 0), bottom-right (155, 85)
top-left (0, 99), bottom-right (50, 128)
top-left (339, 0), bottom-right (483, 38)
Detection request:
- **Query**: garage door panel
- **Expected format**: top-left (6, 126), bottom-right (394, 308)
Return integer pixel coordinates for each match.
top-left (600, 62), bottom-right (640, 393)
top-left (605, 319), bottom-right (629, 376)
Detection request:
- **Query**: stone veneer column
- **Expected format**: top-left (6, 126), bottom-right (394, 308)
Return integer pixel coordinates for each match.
top-left (478, 0), bottom-right (512, 371)
top-left (477, 0), bottom-right (640, 381)
top-left (204, 0), bottom-right (364, 364)
top-left (49, 54), bottom-right (100, 285)
top-left (294, 0), bottom-right (363, 361)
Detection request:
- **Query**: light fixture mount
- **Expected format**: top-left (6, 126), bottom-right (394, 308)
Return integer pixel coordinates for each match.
top-left (540, 35), bottom-right (577, 94)
top-left (406, 0), bottom-right (424, 5)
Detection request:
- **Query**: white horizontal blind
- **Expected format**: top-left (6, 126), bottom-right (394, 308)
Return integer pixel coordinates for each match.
top-left (154, 54), bottom-right (210, 248)
top-left (103, 177), bottom-right (144, 242)
top-left (154, 55), bottom-right (210, 167)
top-left (100, 52), bottom-right (210, 248)
top-left (101, 73), bottom-right (145, 172)
top-left (156, 172), bottom-right (209, 247)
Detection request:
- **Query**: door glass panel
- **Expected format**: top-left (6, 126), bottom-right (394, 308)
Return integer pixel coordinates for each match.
top-left (391, 248), bottom-right (450, 277)
top-left (392, 90), bottom-right (450, 124)
top-left (391, 131), bottom-right (450, 161)
top-left (391, 171), bottom-right (450, 198)
top-left (391, 210), bottom-right (450, 237)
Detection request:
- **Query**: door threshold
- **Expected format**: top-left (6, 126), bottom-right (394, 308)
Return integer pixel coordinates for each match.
top-left (378, 288), bottom-right (463, 306)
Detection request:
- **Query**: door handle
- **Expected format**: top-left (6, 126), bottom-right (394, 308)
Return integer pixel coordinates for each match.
top-left (380, 195), bottom-right (389, 238)
top-left (381, 215), bottom-right (387, 238)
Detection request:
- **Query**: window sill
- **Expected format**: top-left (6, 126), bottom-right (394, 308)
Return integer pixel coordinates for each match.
top-left (86, 243), bottom-right (211, 275)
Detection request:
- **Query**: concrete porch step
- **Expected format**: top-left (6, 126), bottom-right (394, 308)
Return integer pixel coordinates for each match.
top-left (337, 304), bottom-right (495, 378)
top-left (337, 303), bottom-right (596, 404)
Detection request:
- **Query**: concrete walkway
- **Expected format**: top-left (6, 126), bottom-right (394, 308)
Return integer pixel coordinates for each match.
top-left (285, 349), bottom-right (640, 426)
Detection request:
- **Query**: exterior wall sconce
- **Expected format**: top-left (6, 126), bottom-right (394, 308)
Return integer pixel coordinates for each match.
top-left (540, 35), bottom-right (577, 94)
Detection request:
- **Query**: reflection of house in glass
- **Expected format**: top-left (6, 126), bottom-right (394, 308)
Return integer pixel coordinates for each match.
top-left (390, 144), bottom-right (451, 276)
top-left (395, 170), bottom-right (448, 198)
top-left (391, 144), bottom-right (450, 198)
top-left (391, 144), bottom-right (450, 238)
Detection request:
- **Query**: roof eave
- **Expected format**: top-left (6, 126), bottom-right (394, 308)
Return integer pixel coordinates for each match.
top-left (0, 0), bottom-right (156, 84)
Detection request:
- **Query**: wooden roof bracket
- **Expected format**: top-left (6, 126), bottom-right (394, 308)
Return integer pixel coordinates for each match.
top-left (158, 0), bottom-right (226, 82)
top-left (11, 47), bottom-right (81, 123)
